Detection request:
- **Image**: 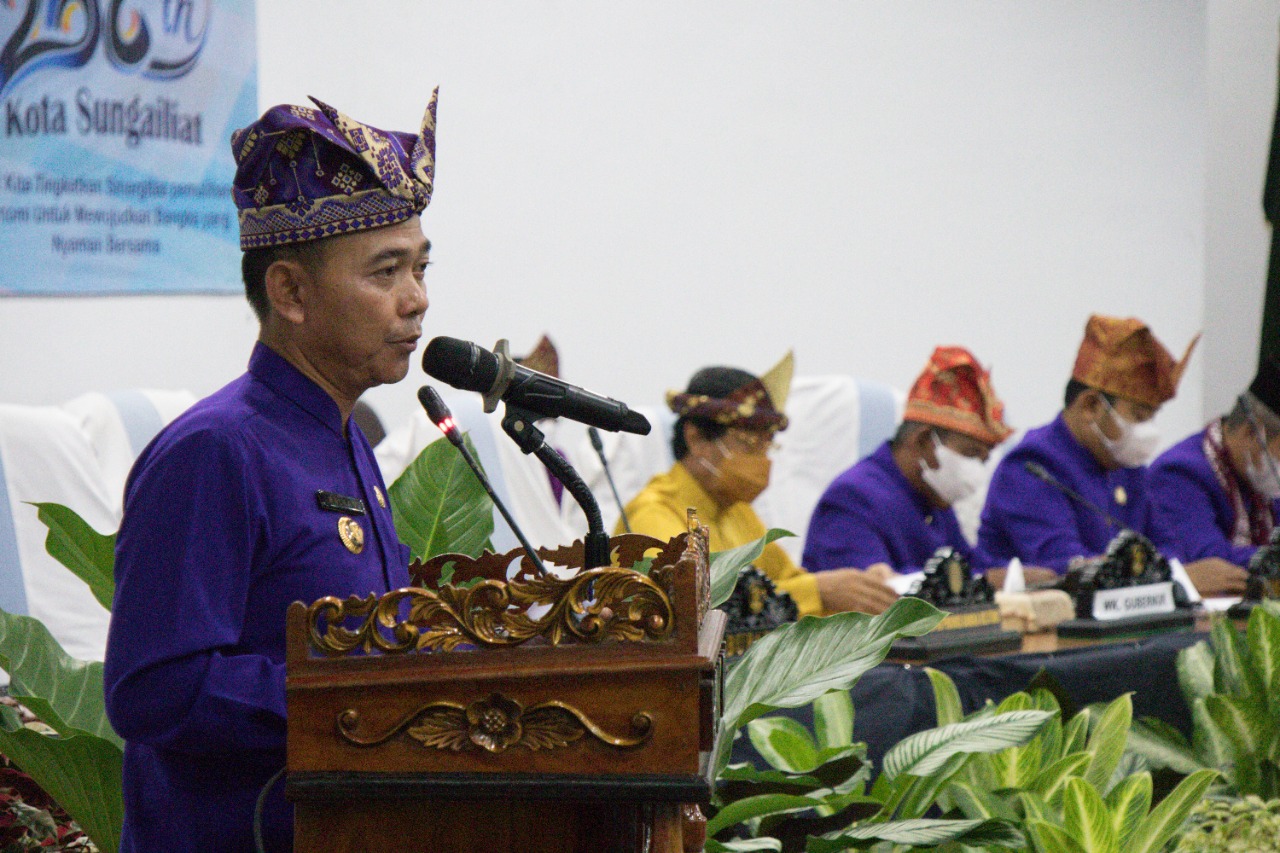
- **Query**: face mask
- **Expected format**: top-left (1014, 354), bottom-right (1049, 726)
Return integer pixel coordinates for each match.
top-left (1094, 398), bottom-right (1160, 468)
top-left (920, 434), bottom-right (986, 505)
top-left (1246, 450), bottom-right (1280, 499)
top-left (700, 440), bottom-right (771, 505)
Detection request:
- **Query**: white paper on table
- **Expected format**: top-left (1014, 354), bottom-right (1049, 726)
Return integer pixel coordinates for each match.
top-left (888, 570), bottom-right (924, 595)
top-left (1003, 557), bottom-right (1026, 593)
top-left (1201, 597), bottom-right (1241, 613)
top-left (1168, 558), bottom-right (1202, 603)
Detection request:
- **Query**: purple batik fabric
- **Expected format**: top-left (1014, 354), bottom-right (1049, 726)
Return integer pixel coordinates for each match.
top-left (1147, 428), bottom-right (1280, 566)
top-left (977, 414), bottom-right (1167, 573)
top-left (104, 343), bottom-right (411, 853)
top-left (803, 442), bottom-right (976, 573)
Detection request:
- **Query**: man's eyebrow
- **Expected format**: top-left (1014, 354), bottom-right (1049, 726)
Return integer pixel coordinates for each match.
top-left (368, 239), bottom-right (431, 265)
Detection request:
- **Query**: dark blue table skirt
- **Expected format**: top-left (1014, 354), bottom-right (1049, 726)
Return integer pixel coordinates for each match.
top-left (729, 630), bottom-right (1204, 771)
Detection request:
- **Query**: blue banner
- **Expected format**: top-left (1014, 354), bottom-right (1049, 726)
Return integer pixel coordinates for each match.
top-left (0, 0), bottom-right (256, 295)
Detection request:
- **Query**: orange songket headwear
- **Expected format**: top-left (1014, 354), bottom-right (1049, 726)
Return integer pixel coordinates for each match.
top-left (1071, 315), bottom-right (1198, 408)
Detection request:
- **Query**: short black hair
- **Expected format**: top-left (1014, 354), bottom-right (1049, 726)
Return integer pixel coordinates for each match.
top-left (1063, 378), bottom-right (1116, 409)
top-left (671, 366), bottom-right (758, 460)
top-left (240, 240), bottom-right (326, 323)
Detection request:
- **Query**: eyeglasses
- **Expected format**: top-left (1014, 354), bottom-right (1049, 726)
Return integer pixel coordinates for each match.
top-left (723, 428), bottom-right (780, 455)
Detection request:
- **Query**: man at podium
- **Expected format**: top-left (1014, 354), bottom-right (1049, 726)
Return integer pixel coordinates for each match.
top-left (621, 354), bottom-right (899, 615)
top-left (803, 346), bottom-right (1022, 580)
top-left (977, 314), bottom-right (1246, 595)
top-left (103, 94), bottom-right (437, 852)
top-left (1148, 357), bottom-right (1280, 569)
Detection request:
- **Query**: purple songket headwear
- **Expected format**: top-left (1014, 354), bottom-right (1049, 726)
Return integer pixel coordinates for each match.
top-left (230, 89), bottom-right (438, 249)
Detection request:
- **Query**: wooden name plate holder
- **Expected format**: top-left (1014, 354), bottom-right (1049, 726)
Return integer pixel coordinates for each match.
top-left (285, 528), bottom-right (725, 853)
top-left (890, 547), bottom-right (1022, 663)
top-left (1057, 530), bottom-right (1194, 640)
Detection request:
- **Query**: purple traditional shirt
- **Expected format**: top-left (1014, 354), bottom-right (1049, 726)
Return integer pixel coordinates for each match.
top-left (803, 442), bottom-right (976, 573)
top-left (978, 413), bottom-right (1167, 573)
top-left (1147, 428), bottom-right (1280, 566)
top-left (104, 343), bottom-right (411, 853)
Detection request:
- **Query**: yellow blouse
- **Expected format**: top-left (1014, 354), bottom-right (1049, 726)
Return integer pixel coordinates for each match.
top-left (618, 462), bottom-right (823, 617)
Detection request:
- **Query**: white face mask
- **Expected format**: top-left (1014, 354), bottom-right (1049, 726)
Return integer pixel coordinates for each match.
top-left (1245, 449), bottom-right (1280, 500)
top-left (1094, 398), bottom-right (1160, 468)
top-left (920, 434), bottom-right (987, 505)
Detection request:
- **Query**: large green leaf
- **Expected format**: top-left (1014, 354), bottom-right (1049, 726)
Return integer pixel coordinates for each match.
top-left (1026, 819), bottom-right (1088, 853)
top-left (1130, 768), bottom-right (1218, 853)
top-left (881, 711), bottom-right (1053, 780)
top-left (1188, 697), bottom-right (1232, 778)
top-left (945, 780), bottom-right (1018, 822)
top-left (716, 599), bottom-right (943, 776)
top-left (1029, 752), bottom-right (1092, 803)
top-left (1208, 617), bottom-right (1259, 701)
top-left (0, 708), bottom-right (122, 853)
top-left (748, 716), bottom-right (819, 773)
top-left (987, 693), bottom-right (1044, 790)
top-left (926, 667), bottom-right (963, 728)
top-left (807, 818), bottom-right (1023, 851)
top-left (706, 793), bottom-right (822, 838)
top-left (1125, 717), bottom-right (1204, 776)
top-left (1175, 640), bottom-right (1215, 704)
top-left (812, 690), bottom-right (854, 751)
top-left (0, 608), bottom-right (120, 747)
top-left (709, 529), bottom-right (793, 609)
top-left (1103, 771), bottom-right (1151, 851)
top-left (1245, 604), bottom-right (1280, 708)
top-left (706, 840), bottom-right (783, 853)
top-left (1060, 777), bottom-right (1116, 853)
top-left (29, 502), bottom-right (115, 611)
top-left (1082, 695), bottom-right (1131, 793)
top-left (1204, 694), bottom-right (1267, 795)
top-left (389, 433), bottom-right (494, 560)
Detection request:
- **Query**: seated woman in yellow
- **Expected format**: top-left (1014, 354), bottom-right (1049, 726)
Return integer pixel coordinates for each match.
top-left (620, 356), bottom-right (898, 616)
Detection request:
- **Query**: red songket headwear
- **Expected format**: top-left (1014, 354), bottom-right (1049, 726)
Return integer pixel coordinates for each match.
top-left (666, 352), bottom-right (793, 432)
top-left (1071, 315), bottom-right (1198, 408)
top-left (903, 346), bottom-right (1013, 445)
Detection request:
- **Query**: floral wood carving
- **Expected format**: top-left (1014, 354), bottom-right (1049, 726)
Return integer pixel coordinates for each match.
top-left (337, 693), bottom-right (653, 753)
top-left (306, 565), bottom-right (675, 655)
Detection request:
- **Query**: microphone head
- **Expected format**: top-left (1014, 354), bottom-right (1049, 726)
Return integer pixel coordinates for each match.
top-left (588, 426), bottom-right (604, 451)
top-left (422, 336), bottom-right (498, 393)
top-left (417, 386), bottom-right (461, 440)
top-left (618, 408), bottom-right (652, 436)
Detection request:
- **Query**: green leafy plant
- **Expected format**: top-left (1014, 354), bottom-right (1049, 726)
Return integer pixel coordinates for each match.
top-left (704, 591), bottom-right (1052, 852)
top-left (1126, 603), bottom-right (1280, 799)
top-left (0, 435), bottom-right (494, 853)
top-left (1173, 795), bottom-right (1280, 852)
top-left (928, 672), bottom-right (1218, 853)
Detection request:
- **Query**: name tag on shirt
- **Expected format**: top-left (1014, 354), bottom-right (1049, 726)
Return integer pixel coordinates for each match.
top-left (316, 490), bottom-right (366, 515)
top-left (1092, 582), bottom-right (1175, 620)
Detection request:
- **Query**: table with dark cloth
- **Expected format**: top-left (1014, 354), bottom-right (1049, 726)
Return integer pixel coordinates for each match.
top-left (730, 630), bottom-right (1203, 771)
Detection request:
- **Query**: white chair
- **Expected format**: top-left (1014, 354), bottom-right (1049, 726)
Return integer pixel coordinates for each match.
top-left (0, 390), bottom-right (195, 663)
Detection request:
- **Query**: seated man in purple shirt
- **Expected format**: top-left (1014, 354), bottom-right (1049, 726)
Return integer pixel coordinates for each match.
top-left (805, 346), bottom-right (1029, 582)
top-left (978, 314), bottom-right (1246, 596)
top-left (1148, 358), bottom-right (1280, 569)
top-left (103, 92), bottom-right (438, 852)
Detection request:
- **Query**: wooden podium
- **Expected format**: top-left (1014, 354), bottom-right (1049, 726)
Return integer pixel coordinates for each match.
top-left (284, 528), bottom-right (724, 853)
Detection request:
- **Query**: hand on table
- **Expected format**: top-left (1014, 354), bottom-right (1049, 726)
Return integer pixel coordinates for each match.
top-left (813, 565), bottom-right (899, 615)
top-left (1182, 557), bottom-right (1249, 597)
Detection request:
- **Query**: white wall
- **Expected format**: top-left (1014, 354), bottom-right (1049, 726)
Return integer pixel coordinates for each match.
top-left (1, 2), bottom-right (1272, 449)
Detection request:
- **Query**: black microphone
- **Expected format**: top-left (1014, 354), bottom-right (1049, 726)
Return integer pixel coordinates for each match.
top-left (1023, 461), bottom-right (1126, 532)
top-left (417, 386), bottom-right (548, 575)
top-left (588, 426), bottom-right (632, 533)
top-left (423, 336), bottom-right (651, 435)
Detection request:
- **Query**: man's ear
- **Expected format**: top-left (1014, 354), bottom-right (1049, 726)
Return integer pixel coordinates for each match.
top-left (264, 259), bottom-right (310, 326)
top-left (682, 421), bottom-right (708, 454)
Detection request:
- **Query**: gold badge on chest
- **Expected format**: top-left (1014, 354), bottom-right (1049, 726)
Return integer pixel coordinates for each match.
top-left (337, 516), bottom-right (365, 554)
top-left (1113, 485), bottom-right (1128, 506)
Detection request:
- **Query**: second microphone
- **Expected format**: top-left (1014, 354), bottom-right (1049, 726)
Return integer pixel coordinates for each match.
top-left (422, 336), bottom-right (652, 435)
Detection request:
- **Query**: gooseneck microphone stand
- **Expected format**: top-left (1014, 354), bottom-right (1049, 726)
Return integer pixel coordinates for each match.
top-left (500, 405), bottom-right (612, 570)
